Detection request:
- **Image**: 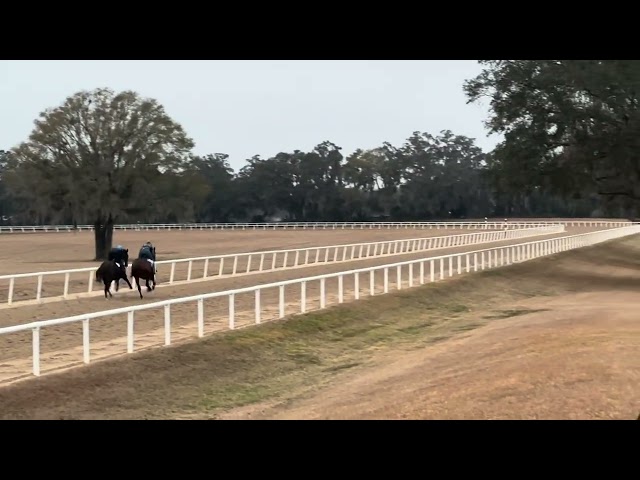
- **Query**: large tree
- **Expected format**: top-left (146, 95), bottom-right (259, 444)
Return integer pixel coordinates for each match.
top-left (463, 60), bottom-right (640, 216)
top-left (5, 88), bottom-right (195, 259)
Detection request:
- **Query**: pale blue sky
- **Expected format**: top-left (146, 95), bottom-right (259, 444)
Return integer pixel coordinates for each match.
top-left (0, 60), bottom-right (500, 172)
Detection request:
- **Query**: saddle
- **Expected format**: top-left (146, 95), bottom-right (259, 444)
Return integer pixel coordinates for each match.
top-left (145, 258), bottom-right (157, 273)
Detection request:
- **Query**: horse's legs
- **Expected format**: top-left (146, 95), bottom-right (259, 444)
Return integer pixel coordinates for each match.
top-left (104, 281), bottom-right (112, 299)
top-left (134, 275), bottom-right (143, 299)
top-left (146, 278), bottom-right (152, 292)
top-left (122, 274), bottom-right (133, 290)
top-left (115, 278), bottom-right (120, 292)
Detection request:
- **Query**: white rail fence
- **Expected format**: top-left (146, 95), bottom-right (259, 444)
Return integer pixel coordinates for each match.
top-left (0, 224), bottom-right (638, 380)
top-left (0, 219), bottom-right (633, 234)
top-left (0, 224), bottom-right (564, 306)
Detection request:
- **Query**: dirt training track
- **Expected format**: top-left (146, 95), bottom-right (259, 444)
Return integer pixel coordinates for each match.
top-left (0, 224), bottom-right (609, 384)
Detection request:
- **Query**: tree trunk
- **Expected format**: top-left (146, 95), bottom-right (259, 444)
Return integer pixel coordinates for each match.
top-left (93, 214), bottom-right (114, 261)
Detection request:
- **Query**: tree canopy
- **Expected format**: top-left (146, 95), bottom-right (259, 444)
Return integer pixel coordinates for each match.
top-left (4, 88), bottom-right (195, 258)
top-left (464, 60), bottom-right (640, 216)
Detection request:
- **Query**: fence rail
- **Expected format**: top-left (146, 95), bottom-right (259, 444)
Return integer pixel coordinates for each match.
top-left (0, 224), bottom-right (638, 381)
top-left (0, 224), bottom-right (564, 306)
top-left (0, 219), bottom-right (634, 234)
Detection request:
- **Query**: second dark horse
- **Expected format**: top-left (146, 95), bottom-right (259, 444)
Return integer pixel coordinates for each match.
top-left (130, 258), bottom-right (157, 299)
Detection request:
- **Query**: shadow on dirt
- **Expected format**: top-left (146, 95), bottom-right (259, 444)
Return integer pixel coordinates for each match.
top-left (568, 240), bottom-right (640, 270)
top-left (515, 238), bottom-right (640, 293)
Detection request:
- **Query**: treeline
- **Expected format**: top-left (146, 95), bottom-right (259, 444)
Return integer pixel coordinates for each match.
top-left (0, 132), bottom-right (606, 227)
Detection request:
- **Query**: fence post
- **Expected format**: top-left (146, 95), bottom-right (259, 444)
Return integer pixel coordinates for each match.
top-left (279, 285), bottom-right (285, 317)
top-left (8, 278), bottom-right (14, 305)
top-left (301, 281), bottom-right (307, 312)
top-left (64, 272), bottom-right (70, 298)
top-left (32, 327), bottom-right (40, 376)
top-left (127, 311), bottom-right (134, 353)
top-left (370, 271), bottom-right (375, 296)
top-left (229, 293), bottom-right (235, 329)
top-left (198, 299), bottom-right (204, 337)
top-left (255, 290), bottom-right (261, 324)
top-left (83, 318), bottom-right (90, 364)
top-left (384, 268), bottom-right (389, 293)
top-left (164, 304), bottom-right (171, 346)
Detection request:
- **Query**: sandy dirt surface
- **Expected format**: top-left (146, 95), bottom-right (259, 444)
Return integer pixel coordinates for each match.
top-left (0, 228), bottom-right (474, 273)
top-left (2, 227), bottom-right (536, 305)
top-left (219, 293), bottom-right (640, 420)
top-left (0, 227), bottom-right (515, 305)
top-left (0, 226), bottom-right (598, 383)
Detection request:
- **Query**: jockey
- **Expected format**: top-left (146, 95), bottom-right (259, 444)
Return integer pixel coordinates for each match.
top-left (139, 241), bottom-right (157, 273)
top-left (108, 244), bottom-right (129, 270)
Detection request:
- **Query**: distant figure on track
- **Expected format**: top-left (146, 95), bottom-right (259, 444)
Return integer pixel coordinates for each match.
top-left (138, 241), bottom-right (157, 273)
top-left (95, 260), bottom-right (133, 299)
top-left (108, 245), bottom-right (129, 267)
top-left (131, 241), bottom-right (157, 299)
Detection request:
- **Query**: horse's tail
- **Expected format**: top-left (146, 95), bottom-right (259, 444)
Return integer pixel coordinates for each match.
top-left (95, 262), bottom-right (107, 282)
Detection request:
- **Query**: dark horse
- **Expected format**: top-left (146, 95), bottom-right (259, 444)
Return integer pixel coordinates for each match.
top-left (108, 246), bottom-right (130, 292)
top-left (95, 260), bottom-right (133, 298)
top-left (130, 258), bottom-right (157, 299)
